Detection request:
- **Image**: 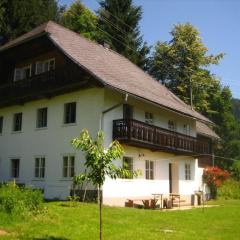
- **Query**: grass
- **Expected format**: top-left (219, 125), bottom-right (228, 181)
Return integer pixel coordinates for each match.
top-left (0, 200), bottom-right (240, 240)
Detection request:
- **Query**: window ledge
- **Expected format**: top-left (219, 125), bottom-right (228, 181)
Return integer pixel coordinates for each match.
top-left (62, 123), bottom-right (77, 127)
top-left (35, 127), bottom-right (48, 131)
top-left (11, 131), bottom-right (23, 134)
top-left (59, 178), bottom-right (73, 182)
top-left (32, 179), bottom-right (45, 182)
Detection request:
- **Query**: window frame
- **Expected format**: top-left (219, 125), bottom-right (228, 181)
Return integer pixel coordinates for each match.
top-left (168, 120), bottom-right (176, 132)
top-left (0, 116), bottom-right (3, 134)
top-left (145, 160), bottom-right (154, 180)
top-left (145, 112), bottom-right (154, 124)
top-left (122, 156), bottom-right (133, 179)
top-left (13, 112), bottom-right (22, 132)
top-left (14, 65), bottom-right (32, 82)
top-left (11, 158), bottom-right (20, 178)
top-left (183, 123), bottom-right (190, 135)
top-left (36, 107), bottom-right (48, 129)
top-left (62, 155), bottom-right (75, 178)
top-left (63, 102), bottom-right (76, 125)
top-left (123, 104), bottom-right (133, 119)
top-left (34, 156), bottom-right (45, 179)
top-left (35, 58), bottom-right (55, 75)
top-left (185, 163), bottom-right (191, 180)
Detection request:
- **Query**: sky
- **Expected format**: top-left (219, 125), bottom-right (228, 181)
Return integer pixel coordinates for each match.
top-left (59, 0), bottom-right (240, 99)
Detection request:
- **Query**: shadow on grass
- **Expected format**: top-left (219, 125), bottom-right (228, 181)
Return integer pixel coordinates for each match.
top-left (33, 237), bottom-right (69, 240)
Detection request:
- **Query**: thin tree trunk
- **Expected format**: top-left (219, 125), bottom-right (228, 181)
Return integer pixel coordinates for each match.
top-left (99, 184), bottom-right (102, 240)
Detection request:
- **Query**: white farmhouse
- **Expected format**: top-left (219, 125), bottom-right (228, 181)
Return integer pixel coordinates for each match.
top-left (0, 21), bottom-right (219, 206)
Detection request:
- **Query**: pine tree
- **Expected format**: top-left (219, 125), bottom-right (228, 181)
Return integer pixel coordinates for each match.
top-left (98, 0), bottom-right (150, 70)
top-left (0, 0), bottom-right (60, 45)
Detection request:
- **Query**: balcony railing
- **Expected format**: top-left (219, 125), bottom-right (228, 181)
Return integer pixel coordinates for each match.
top-left (113, 119), bottom-right (211, 155)
top-left (0, 66), bottom-right (88, 107)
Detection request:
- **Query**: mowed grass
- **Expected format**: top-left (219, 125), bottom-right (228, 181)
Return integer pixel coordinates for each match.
top-left (0, 200), bottom-right (240, 240)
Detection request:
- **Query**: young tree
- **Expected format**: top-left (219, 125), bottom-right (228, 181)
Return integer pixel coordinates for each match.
top-left (59, 0), bottom-right (100, 41)
top-left (71, 129), bottom-right (137, 240)
top-left (0, 0), bottom-right (60, 45)
top-left (98, 0), bottom-right (150, 70)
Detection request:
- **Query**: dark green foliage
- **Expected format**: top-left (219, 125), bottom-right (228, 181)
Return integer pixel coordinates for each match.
top-left (0, 0), bottom-right (61, 45)
top-left (232, 98), bottom-right (240, 121)
top-left (98, 0), bottom-right (150, 70)
top-left (231, 161), bottom-right (240, 181)
top-left (0, 182), bottom-right (44, 215)
top-left (218, 178), bottom-right (240, 199)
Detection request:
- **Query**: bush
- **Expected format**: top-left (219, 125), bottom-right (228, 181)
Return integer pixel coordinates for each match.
top-left (218, 178), bottom-right (240, 199)
top-left (231, 161), bottom-right (240, 181)
top-left (0, 182), bottom-right (44, 215)
top-left (203, 166), bottom-right (230, 199)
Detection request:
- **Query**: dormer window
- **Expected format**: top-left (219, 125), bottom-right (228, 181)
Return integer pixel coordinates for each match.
top-left (14, 65), bottom-right (31, 81)
top-left (36, 59), bottom-right (55, 75)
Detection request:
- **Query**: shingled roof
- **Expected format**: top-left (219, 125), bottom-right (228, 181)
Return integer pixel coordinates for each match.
top-left (0, 21), bottom-right (212, 124)
top-left (196, 121), bottom-right (220, 139)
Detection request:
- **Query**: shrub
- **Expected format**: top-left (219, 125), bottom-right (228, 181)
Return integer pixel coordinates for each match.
top-left (203, 166), bottom-right (230, 199)
top-left (0, 182), bottom-right (44, 215)
top-left (231, 161), bottom-right (240, 181)
top-left (218, 178), bottom-right (240, 199)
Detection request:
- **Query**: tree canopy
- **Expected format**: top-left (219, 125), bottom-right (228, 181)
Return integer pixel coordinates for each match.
top-left (98, 0), bottom-right (150, 70)
top-left (0, 0), bottom-right (60, 45)
top-left (59, 0), bottom-right (99, 41)
top-left (149, 23), bottom-right (224, 113)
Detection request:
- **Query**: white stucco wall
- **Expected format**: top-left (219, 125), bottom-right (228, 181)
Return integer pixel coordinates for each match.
top-left (0, 88), bottom-right (104, 199)
top-left (0, 87), bottom-right (204, 204)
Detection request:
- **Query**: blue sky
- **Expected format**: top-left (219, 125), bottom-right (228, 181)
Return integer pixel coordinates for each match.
top-left (59, 0), bottom-right (240, 99)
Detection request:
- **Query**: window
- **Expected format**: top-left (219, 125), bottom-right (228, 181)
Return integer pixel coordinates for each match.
top-left (63, 156), bottom-right (75, 178)
top-left (36, 59), bottom-right (55, 75)
top-left (0, 116), bottom-right (3, 134)
top-left (36, 108), bottom-right (48, 128)
top-left (145, 112), bottom-right (154, 124)
top-left (123, 104), bottom-right (133, 119)
top-left (185, 163), bottom-right (191, 180)
top-left (122, 157), bottom-right (133, 179)
top-left (35, 157), bottom-right (45, 178)
top-left (14, 65), bottom-right (31, 81)
top-left (145, 160), bottom-right (154, 180)
top-left (64, 102), bottom-right (76, 124)
top-left (13, 113), bottom-right (22, 132)
top-left (11, 159), bottom-right (20, 178)
top-left (183, 124), bottom-right (190, 135)
top-left (168, 120), bottom-right (176, 131)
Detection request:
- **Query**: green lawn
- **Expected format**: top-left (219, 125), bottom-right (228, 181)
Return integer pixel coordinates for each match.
top-left (0, 200), bottom-right (240, 240)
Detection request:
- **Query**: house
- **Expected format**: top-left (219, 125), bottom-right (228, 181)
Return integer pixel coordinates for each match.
top-left (0, 21), bottom-right (219, 206)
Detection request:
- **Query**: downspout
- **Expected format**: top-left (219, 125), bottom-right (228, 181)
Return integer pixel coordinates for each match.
top-left (99, 93), bottom-right (128, 131)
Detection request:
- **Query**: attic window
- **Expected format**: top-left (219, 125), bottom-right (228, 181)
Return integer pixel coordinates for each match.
top-left (14, 65), bottom-right (31, 81)
top-left (36, 58), bottom-right (55, 75)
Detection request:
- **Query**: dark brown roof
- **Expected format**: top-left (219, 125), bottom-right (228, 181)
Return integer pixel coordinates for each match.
top-left (0, 21), bottom-right (212, 124)
top-left (196, 121), bottom-right (220, 139)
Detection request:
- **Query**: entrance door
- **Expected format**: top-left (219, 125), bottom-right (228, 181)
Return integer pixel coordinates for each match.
top-left (169, 163), bottom-right (172, 193)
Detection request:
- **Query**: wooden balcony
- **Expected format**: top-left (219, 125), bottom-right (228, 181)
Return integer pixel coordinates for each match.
top-left (113, 119), bottom-right (211, 155)
top-left (0, 65), bottom-right (95, 107)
